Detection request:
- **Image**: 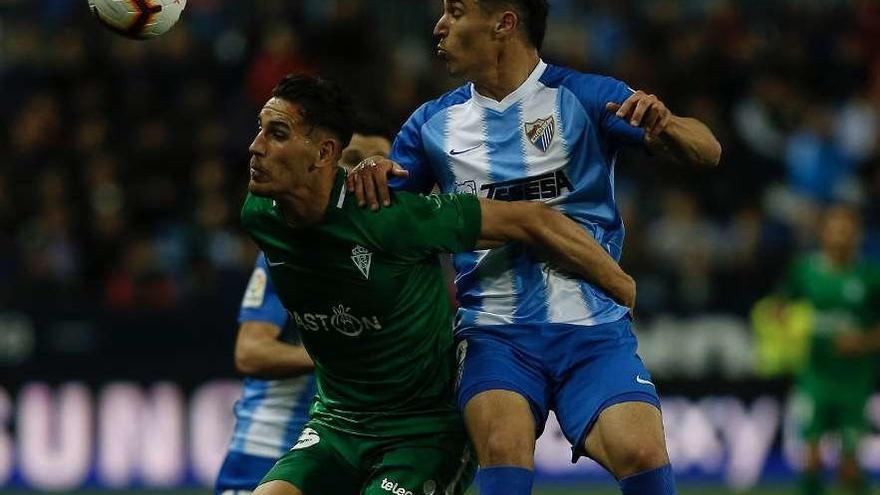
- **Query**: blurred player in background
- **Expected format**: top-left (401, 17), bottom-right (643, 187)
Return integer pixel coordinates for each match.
top-left (215, 253), bottom-right (315, 495)
top-left (216, 124), bottom-right (391, 495)
top-left (243, 73), bottom-right (636, 495)
top-left (778, 205), bottom-right (880, 495)
top-left (348, 0), bottom-right (721, 494)
top-left (340, 114), bottom-right (393, 170)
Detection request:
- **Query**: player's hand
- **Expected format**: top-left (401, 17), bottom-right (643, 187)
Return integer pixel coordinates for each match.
top-left (606, 91), bottom-right (672, 140)
top-left (835, 333), bottom-right (864, 356)
top-left (345, 156), bottom-right (409, 211)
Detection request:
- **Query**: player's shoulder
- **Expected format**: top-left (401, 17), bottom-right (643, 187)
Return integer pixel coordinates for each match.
top-left (406, 84), bottom-right (472, 127)
top-left (540, 64), bottom-right (628, 94)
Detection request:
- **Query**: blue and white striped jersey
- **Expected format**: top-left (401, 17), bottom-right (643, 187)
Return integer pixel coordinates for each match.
top-left (228, 253), bottom-right (316, 459)
top-left (391, 60), bottom-right (644, 330)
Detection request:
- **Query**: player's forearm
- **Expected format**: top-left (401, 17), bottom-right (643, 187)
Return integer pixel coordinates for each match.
top-left (235, 339), bottom-right (314, 378)
top-left (528, 204), bottom-right (635, 308)
top-left (648, 116), bottom-right (721, 167)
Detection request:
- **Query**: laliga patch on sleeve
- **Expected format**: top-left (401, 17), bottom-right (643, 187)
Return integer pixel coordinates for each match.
top-left (241, 268), bottom-right (268, 308)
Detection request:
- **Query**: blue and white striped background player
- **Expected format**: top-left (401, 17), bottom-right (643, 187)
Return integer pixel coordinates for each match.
top-left (347, 1), bottom-right (721, 494)
top-left (216, 252), bottom-right (315, 495)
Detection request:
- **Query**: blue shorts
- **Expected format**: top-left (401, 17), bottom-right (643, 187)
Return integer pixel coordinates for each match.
top-left (455, 315), bottom-right (660, 461)
top-left (215, 451), bottom-right (279, 495)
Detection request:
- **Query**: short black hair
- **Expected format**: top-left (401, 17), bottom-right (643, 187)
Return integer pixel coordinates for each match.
top-left (479, 0), bottom-right (549, 51)
top-left (271, 74), bottom-right (355, 149)
top-left (352, 111), bottom-right (393, 141)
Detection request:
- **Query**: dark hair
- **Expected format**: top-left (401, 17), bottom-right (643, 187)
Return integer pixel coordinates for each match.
top-left (271, 74), bottom-right (355, 149)
top-left (479, 0), bottom-right (549, 51)
top-left (352, 111), bottom-right (393, 141)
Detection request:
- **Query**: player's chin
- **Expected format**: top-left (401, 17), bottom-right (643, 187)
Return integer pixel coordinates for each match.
top-left (247, 180), bottom-right (275, 198)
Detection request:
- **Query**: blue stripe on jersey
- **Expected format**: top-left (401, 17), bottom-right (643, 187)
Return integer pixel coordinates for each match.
top-left (230, 378), bottom-right (270, 452)
top-left (453, 250), bottom-right (483, 329)
top-left (553, 86), bottom-right (619, 233)
top-left (389, 85), bottom-right (471, 193)
top-left (421, 107), bottom-right (458, 193)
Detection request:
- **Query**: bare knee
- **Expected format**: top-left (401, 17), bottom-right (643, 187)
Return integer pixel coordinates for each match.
top-left (611, 441), bottom-right (670, 479)
top-left (585, 402), bottom-right (670, 479)
top-left (464, 390), bottom-right (536, 468)
top-left (481, 428), bottom-right (534, 466)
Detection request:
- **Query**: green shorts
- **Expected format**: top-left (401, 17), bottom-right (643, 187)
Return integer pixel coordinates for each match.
top-left (260, 422), bottom-right (476, 495)
top-left (796, 388), bottom-right (869, 454)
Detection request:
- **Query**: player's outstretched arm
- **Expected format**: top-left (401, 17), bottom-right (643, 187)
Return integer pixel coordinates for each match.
top-left (607, 91), bottom-right (722, 167)
top-left (235, 321), bottom-right (315, 378)
top-left (477, 198), bottom-right (636, 309)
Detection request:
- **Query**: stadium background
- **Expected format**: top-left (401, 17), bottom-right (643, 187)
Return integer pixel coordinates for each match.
top-left (1, 0), bottom-right (880, 493)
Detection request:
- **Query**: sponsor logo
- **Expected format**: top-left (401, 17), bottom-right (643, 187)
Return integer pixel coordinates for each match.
top-left (636, 375), bottom-right (655, 387)
top-left (351, 245), bottom-right (372, 279)
top-left (481, 170), bottom-right (573, 201)
top-left (524, 115), bottom-right (556, 152)
top-left (381, 478), bottom-right (414, 495)
top-left (291, 305), bottom-right (382, 337)
top-left (291, 427), bottom-right (320, 450)
top-left (241, 267), bottom-right (267, 308)
top-left (449, 144), bottom-right (483, 156)
top-left (454, 180), bottom-right (477, 195)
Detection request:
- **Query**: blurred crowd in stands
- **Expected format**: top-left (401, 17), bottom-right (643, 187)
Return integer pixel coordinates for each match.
top-left (1, 0), bottom-right (879, 319)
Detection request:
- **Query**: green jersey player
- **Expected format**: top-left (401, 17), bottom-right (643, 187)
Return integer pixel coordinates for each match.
top-left (780, 205), bottom-right (880, 495)
top-left (242, 74), bottom-right (637, 495)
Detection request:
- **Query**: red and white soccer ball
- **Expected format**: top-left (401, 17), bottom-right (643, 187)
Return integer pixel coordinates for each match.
top-left (88, 0), bottom-right (186, 40)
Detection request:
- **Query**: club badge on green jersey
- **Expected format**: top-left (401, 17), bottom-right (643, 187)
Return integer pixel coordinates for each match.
top-left (351, 245), bottom-right (372, 279)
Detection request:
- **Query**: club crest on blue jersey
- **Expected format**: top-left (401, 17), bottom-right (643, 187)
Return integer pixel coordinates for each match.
top-left (524, 115), bottom-right (555, 152)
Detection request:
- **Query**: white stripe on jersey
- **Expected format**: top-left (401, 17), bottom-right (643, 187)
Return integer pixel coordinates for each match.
top-left (444, 100), bottom-right (492, 192)
top-left (545, 266), bottom-right (595, 325)
top-left (235, 377), bottom-right (312, 458)
top-left (471, 247), bottom-right (516, 327)
top-left (519, 85), bottom-right (565, 178)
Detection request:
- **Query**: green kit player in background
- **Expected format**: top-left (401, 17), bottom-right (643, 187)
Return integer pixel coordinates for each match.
top-left (241, 73), bottom-right (637, 495)
top-left (779, 205), bottom-right (880, 495)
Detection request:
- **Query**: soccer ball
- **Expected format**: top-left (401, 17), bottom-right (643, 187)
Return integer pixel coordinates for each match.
top-left (88, 0), bottom-right (186, 40)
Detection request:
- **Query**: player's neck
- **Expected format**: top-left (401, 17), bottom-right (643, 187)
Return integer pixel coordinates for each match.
top-left (472, 47), bottom-right (540, 101)
top-left (275, 170), bottom-right (336, 227)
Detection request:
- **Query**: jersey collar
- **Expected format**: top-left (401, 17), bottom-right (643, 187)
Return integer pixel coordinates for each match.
top-left (470, 59), bottom-right (548, 113)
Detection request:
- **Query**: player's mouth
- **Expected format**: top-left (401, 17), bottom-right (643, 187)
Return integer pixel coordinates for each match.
top-left (436, 45), bottom-right (450, 60)
top-left (249, 161), bottom-right (269, 182)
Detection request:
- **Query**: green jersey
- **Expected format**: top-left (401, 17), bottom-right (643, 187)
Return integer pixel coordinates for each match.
top-left (782, 253), bottom-right (880, 393)
top-left (240, 169), bottom-right (481, 438)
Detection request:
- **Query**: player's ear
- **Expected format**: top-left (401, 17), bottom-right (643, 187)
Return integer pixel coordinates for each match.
top-left (316, 137), bottom-right (342, 169)
top-left (494, 10), bottom-right (518, 40)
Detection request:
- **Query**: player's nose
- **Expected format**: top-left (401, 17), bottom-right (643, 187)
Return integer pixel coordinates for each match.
top-left (248, 132), bottom-right (265, 156)
top-left (433, 15), bottom-right (448, 38)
